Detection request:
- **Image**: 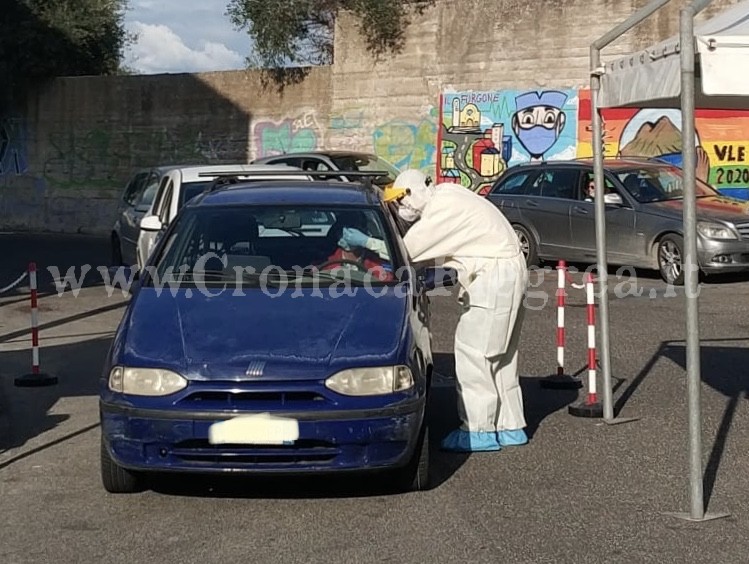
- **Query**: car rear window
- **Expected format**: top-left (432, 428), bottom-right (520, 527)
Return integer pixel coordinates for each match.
top-left (149, 205), bottom-right (401, 288)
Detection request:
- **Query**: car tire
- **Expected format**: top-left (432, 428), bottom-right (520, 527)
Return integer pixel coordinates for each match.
top-left (111, 234), bottom-right (123, 267)
top-left (657, 234), bottom-right (686, 286)
top-left (392, 419), bottom-right (430, 492)
top-left (513, 224), bottom-right (539, 267)
top-left (100, 435), bottom-right (143, 494)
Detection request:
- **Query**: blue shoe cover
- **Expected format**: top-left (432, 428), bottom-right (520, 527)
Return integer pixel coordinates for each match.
top-left (440, 429), bottom-right (501, 452)
top-left (497, 429), bottom-right (528, 447)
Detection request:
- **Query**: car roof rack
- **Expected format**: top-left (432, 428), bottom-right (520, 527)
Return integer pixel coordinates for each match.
top-left (198, 170), bottom-right (392, 193)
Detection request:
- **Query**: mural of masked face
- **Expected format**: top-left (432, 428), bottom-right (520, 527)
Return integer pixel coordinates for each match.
top-left (512, 106), bottom-right (566, 158)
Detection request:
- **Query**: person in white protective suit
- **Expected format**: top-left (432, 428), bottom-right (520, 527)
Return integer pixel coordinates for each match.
top-left (381, 169), bottom-right (530, 452)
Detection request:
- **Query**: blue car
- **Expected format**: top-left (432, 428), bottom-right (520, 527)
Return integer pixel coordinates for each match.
top-left (99, 175), bottom-right (456, 493)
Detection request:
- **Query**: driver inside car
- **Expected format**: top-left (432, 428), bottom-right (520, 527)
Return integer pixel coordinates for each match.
top-left (316, 211), bottom-right (394, 282)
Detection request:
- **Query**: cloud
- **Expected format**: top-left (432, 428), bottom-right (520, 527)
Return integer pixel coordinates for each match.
top-left (125, 21), bottom-right (245, 74)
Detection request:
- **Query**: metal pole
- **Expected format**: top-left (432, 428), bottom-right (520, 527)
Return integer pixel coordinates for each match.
top-left (679, 6), bottom-right (703, 521)
top-left (589, 66), bottom-right (615, 421)
top-left (662, 0), bottom-right (728, 524)
top-left (590, 0), bottom-right (670, 425)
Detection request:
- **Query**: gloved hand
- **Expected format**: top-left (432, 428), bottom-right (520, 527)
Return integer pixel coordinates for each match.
top-left (339, 227), bottom-right (371, 248)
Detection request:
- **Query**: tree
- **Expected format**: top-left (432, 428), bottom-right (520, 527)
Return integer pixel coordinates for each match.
top-left (226, 0), bottom-right (434, 85)
top-left (0, 0), bottom-right (133, 108)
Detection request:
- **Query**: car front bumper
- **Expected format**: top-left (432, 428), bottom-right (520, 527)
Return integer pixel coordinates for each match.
top-left (699, 238), bottom-right (749, 273)
top-left (100, 397), bottom-right (425, 475)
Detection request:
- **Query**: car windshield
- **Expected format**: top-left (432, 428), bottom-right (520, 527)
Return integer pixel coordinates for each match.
top-left (614, 166), bottom-right (719, 203)
top-left (330, 154), bottom-right (401, 186)
top-left (149, 205), bottom-right (400, 288)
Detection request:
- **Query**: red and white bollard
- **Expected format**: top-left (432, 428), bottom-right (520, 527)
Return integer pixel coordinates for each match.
top-left (15, 262), bottom-right (57, 387)
top-left (569, 271), bottom-right (603, 417)
top-left (540, 260), bottom-right (583, 389)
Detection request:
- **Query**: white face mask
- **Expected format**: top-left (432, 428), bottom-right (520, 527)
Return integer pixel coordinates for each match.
top-left (398, 205), bottom-right (420, 223)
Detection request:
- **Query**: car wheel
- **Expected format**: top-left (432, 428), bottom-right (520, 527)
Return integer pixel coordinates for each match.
top-left (658, 234), bottom-right (685, 286)
top-left (392, 419), bottom-right (430, 492)
top-left (111, 234), bottom-right (123, 267)
top-left (100, 435), bottom-right (143, 494)
top-left (513, 224), bottom-right (539, 267)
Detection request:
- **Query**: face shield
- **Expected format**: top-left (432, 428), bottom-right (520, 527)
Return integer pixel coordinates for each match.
top-left (383, 170), bottom-right (434, 223)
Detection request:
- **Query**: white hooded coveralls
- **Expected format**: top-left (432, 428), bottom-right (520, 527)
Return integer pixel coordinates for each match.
top-left (402, 184), bottom-right (529, 433)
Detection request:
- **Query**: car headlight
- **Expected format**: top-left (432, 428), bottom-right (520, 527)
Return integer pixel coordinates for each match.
top-left (697, 221), bottom-right (737, 240)
top-left (325, 366), bottom-right (414, 396)
top-left (108, 366), bottom-right (187, 396)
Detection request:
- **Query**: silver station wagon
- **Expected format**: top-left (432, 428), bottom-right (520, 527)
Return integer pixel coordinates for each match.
top-left (487, 158), bottom-right (749, 285)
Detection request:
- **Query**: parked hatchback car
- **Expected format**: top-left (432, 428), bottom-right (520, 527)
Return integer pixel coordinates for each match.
top-left (488, 158), bottom-right (749, 284)
top-left (111, 166), bottom-right (173, 267)
top-left (135, 163), bottom-right (308, 272)
top-left (252, 150), bottom-right (401, 187)
top-left (99, 174), bottom-right (454, 493)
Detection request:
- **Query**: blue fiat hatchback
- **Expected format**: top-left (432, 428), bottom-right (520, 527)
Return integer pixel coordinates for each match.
top-left (99, 174), bottom-right (454, 493)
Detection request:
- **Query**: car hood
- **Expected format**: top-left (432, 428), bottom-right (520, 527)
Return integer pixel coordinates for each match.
top-left (643, 196), bottom-right (749, 225)
top-left (121, 287), bottom-right (408, 381)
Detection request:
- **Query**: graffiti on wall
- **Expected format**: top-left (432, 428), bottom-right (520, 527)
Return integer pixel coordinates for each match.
top-left (372, 108), bottom-right (438, 176)
top-left (42, 127), bottom-right (242, 190)
top-left (576, 89), bottom-right (749, 199)
top-left (252, 111), bottom-right (323, 158)
top-left (254, 107), bottom-right (438, 177)
top-left (0, 118), bottom-right (29, 179)
top-left (438, 90), bottom-right (579, 193)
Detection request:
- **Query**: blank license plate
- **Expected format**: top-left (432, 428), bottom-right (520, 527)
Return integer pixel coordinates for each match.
top-left (208, 413), bottom-right (299, 445)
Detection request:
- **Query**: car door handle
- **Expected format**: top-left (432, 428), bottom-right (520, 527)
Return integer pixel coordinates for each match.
top-left (524, 199), bottom-right (539, 207)
top-left (573, 206), bottom-right (589, 214)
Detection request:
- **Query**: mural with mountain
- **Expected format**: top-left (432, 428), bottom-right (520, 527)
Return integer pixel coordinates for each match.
top-left (576, 88), bottom-right (749, 200)
top-left (616, 115), bottom-right (712, 185)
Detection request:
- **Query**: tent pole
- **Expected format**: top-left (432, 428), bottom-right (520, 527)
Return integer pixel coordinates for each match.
top-left (664, 0), bottom-right (730, 523)
top-left (680, 2), bottom-right (704, 523)
top-left (590, 0), bottom-right (670, 425)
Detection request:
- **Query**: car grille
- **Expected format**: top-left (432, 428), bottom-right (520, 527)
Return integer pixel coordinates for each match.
top-left (169, 438), bottom-right (339, 465)
top-left (177, 390), bottom-right (330, 409)
top-left (735, 222), bottom-right (749, 240)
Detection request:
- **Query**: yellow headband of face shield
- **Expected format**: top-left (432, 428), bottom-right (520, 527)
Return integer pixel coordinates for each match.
top-left (382, 186), bottom-right (410, 203)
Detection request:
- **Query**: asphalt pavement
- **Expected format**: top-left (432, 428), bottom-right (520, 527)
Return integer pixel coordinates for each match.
top-left (2, 234), bottom-right (749, 563)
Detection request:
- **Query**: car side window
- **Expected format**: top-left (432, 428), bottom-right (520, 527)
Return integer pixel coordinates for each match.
top-left (136, 172), bottom-right (161, 208)
top-left (527, 169), bottom-right (580, 199)
top-left (301, 159), bottom-right (330, 171)
top-left (159, 181), bottom-right (174, 224)
top-left (122, 172), bottom-right (148, 206)
top-left (490, 171), bottom-right (538, 195)
top-left (151, 176), bottom-right (171, 215)
top-left (267, 157), bottom-right (303, 168)
top-left (577, 172), bottom-right (619, 201)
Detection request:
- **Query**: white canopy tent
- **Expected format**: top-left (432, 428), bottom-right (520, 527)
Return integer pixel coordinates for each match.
top-left (599, 0), bottom-right (749, 109)
top-left (589, 0), bottom-right (749, 523)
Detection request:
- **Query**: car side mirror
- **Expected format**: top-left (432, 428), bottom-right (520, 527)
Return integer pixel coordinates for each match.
top-left (604, 193), bottom-right (623, 206)
top-left (420, 266), bottom-right (458, 291)
top-left (140, 215), bottom-right (163, 231)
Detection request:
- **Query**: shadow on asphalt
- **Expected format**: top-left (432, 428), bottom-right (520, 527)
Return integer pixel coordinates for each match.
top-left (0, 337), bottom-right (112, 454)
top-left (0, 233), bottom-right (119, 305)
top-left (608, 338), bottom-right (749, 513)
top-left (659, 341), bottom-right (749, 512)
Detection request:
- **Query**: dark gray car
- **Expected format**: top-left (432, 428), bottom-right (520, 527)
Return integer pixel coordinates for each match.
top-left (488, 158), bottom-right (749, 284)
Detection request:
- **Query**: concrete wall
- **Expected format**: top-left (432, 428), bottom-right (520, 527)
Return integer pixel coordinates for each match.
top-left (0, 0), bottom-right (742, 234)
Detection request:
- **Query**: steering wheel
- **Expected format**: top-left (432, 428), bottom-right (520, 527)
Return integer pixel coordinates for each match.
top-left (315, 258), bottom-right (369, 272)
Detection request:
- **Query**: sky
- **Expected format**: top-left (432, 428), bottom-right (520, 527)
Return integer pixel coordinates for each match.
top-left (123, 0), bottom-right (253, 74)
